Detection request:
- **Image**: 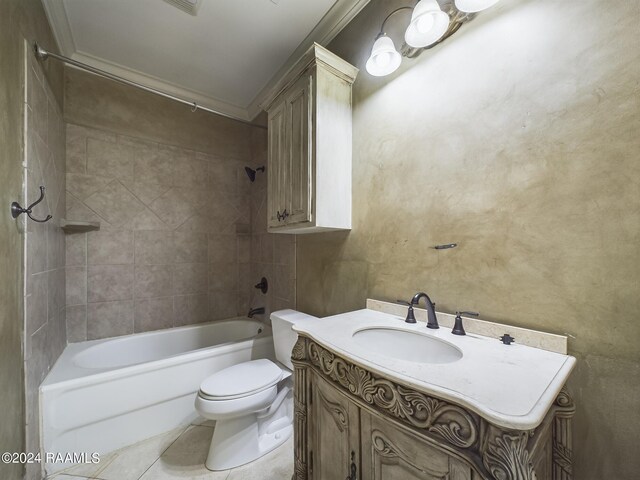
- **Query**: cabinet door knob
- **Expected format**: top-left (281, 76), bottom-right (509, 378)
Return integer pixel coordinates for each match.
top-left (277, 209), bottom-right (289, 222)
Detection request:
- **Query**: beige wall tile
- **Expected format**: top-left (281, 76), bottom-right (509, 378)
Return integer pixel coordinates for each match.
top-left (123, 181), bottom-right (170, 206)
top-left (134, 146), bottom-right (172, 186)
top-left (173, 263), bottom-right (208, 295)
top-left (87, 230), bottom-right (134, 265)
top-left (134, 231), bottom-right (174, 265)
top-left (66, 266), bottom-right (87, 306)
top-left (86, 137), bottom-right (134, 179)
top-left (66, 173), bottom-right (112, 201)
top-left (209, 262), bottom-right (239, 292)
top-left (174, 231), bottom-right (207, 263)
top-left (134, 297), bottom-right (174, 332)
top-left (84, 180), bottom-right (145, 226)
top-left (173, 155), bottom-right (208, 189)
top-left (148, 188), bottom-right (194, 229)
top-left (48, 265), bottom-right (65, 308)
top-left (174, 294), bottom-right (209, 326)
top-left (66, 123), bottom-right (87, 173)
top-left (87, 265), bottom-right (134, 302)
top-left (273, 264), bottom-right (295, 303)
top-left (65, 232), bottom-right (87, 266)
top-left (238, 236), bottom-right (250, 264)
top-left (66, 305), bottom-right (87, 343)
top-left (259, 233), bottom-right (274, 264)
top-left (27, 220), bottom-right (47, 276)
top-left (273, 235), bottom-right (295, 266)
top-left (135, 264), bottom-right (173, 298)
top-left (209, 291), bottom-right (238, 320)
top-left (87, 300), bottom-right (134, 340)
top-left (27, 272), bottom-right (48, 336)
top-left (209, 160), bottom-right (238, 195)
top-left (47, 223), bottom-right (66, 270)
top-left (208, 234), bottom-right (238, 264)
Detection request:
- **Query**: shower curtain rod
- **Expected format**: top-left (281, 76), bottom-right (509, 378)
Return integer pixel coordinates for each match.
top-left (34, 43), bottom-right (265, 129)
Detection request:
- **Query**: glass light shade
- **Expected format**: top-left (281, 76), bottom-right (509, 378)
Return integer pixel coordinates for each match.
top-left (455, 0), bottom-right (500, 13)
top-left (404, 0), bottom-right (450, 48)
top-left (365, 35), bottom-right (402, 77)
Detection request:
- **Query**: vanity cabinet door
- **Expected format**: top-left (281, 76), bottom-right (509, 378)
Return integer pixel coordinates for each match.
top-left (360, 410), bottom-right (473, 480)
top-left (308, 374), bottom-right (360, 480)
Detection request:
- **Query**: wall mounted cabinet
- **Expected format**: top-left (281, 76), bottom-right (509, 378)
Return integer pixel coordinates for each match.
top-left (262, 43), bottom-right (358, 234)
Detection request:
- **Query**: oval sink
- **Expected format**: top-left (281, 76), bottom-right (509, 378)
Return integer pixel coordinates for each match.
top-left (352, 328), bottom-right (462, 364)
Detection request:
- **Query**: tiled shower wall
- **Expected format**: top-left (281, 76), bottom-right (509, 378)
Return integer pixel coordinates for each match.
top-left (24, 46), bottom-right (66, 480)
top-left (248, 128), bottom-right (296, 322)
top-left (64, 123), bottom-right (256, 341)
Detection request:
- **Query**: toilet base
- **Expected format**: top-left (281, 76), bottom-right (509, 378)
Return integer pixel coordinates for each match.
top-left (204, 387), bottom-right (293, 471)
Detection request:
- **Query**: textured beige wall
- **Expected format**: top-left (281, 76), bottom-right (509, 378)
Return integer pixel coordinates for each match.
top-left (296, 0), bottom-right (640, 478)
top-left (0, 1), bottom-right (64, 479)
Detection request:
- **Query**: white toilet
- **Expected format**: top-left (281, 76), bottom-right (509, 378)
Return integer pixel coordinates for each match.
top-left (194, 309), bottom-right (316, 471)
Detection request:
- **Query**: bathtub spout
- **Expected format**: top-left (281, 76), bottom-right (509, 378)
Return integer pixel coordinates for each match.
top-left (248, 307), bottom-right (265, 318)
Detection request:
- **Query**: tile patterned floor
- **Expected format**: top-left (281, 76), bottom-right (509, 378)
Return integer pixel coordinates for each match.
top-left (47, 420), bottom-right (294, 480)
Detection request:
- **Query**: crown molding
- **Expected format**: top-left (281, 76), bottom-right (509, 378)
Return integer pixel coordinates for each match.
top-left (41, 0), bottom-right (76, 55)
top-left (247, 0), bottom-right (371, 119)
top-left (42, 0), bottom-right (370, 122)
top-left (70, 50), bottom-right (251, 121)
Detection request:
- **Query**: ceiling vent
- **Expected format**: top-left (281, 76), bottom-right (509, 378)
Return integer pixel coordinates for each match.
top-left (162, 0), bottom-right (203, 16)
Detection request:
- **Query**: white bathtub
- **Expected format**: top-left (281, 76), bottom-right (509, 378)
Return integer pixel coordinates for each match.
top-left (40, 318), bottom-right (274, 475)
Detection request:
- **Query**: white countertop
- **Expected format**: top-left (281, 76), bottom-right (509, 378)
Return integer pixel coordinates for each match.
top-left (293, 308), bottom-right (576, 430)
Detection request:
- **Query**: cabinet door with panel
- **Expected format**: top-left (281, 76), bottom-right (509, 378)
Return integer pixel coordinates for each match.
top-left (284, 72), bottom-right (313, 227)
top-left (308, 374), bottom-right (360, 480)
top-left (360, 410), bottom-right (474, 480)
top-left (267, 99), bottom-right (287, 228)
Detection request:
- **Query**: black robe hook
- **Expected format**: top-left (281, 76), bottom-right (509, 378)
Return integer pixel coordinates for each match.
top-left (11, 186), bottom-right (52, 223)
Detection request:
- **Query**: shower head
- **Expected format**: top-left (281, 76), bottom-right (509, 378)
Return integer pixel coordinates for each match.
top-left (244, 166), bottom-right (265, 182)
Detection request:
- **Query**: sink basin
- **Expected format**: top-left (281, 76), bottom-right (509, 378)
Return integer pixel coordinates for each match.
top-left (352, 328), bottom-right (462, 364)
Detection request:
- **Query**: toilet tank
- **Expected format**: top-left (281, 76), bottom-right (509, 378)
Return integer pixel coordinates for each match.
top-left (271, 310), bottom-right (318, 370)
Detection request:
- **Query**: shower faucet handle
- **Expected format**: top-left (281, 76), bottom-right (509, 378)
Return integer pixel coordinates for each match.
top-left (254, 277), bottom-right (268, 294)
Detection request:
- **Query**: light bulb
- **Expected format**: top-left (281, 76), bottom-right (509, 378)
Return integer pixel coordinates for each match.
top-left (404, 0), bottom-right (450, 49)
top-left (455, 0), bottom-right (500, 13)
top-left (375, 52), bottom-right (392, 68)
top-left (365, 35), bottom-right (402, 77)
top-left (416, 14), bottom-right (435, 34)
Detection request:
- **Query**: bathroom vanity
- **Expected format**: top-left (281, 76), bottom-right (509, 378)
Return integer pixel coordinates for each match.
top-left (291, 301), bottom-right (576, 480)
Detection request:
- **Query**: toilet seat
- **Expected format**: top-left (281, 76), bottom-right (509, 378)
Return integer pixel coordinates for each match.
top-left (199, 359), bottom-right (283, 401)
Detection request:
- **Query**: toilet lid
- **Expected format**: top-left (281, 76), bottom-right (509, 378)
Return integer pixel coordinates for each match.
top-left (199, 359), bottom-right (283, 399)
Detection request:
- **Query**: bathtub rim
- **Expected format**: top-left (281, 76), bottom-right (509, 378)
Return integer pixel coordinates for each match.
top-left (42, 317), bottom-right (272, 390)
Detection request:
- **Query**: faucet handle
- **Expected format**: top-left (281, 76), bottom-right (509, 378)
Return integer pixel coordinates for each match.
top-left (452, 311), bottom-right (478, 336)
top-left (396, 299), bottom-right (417, 324)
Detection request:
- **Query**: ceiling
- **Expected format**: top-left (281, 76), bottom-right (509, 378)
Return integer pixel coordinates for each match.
top-left (43, 0), bottom-right (370, 121)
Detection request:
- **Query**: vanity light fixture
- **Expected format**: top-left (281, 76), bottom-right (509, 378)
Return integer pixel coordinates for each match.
top-left (455, 0), bottom-right (500, 13)
top-left (365, 0), bottom-right (501, 77)
top-left (404, 0), bottom-right (450, 48)
top-left (365, 34), bottom-right (403, 76)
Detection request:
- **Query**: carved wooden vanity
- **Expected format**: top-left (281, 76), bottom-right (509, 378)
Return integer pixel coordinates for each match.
top-left (291, 336), bottom-right (575, 480)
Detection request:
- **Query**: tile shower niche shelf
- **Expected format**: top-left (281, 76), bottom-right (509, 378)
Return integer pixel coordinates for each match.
top-left (60, 219), bottom-right (101, 234)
